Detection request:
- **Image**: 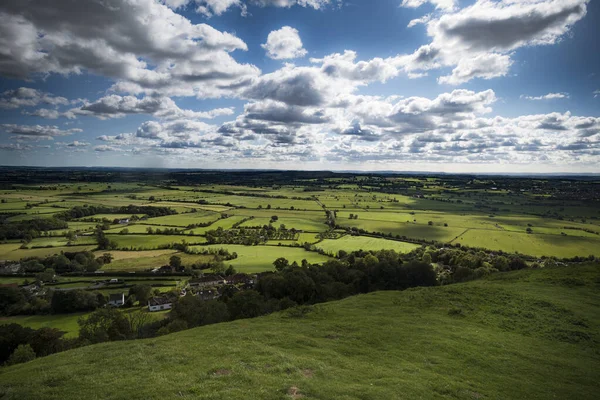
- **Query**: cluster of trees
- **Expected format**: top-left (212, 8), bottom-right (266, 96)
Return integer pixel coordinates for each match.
top-left (0, 217), bottom-right (68, 241)
top-left (205, 225), bottom-right (298, 245)
top-left (145, 227), bottom-right (185, 235)
top-left (407, 246), bottom-right (529, 284)
top-left (158, 250), bottom-right (436, 335)
top-left (57, 205), bottom-right (176, 221)
top-left (20, 250), bottom-right (111, 274)
top-left (0, 324), bottom-right (77, 366)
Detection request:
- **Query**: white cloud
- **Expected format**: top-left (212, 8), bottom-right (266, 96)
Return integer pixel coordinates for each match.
top-left (0, 88), bottom-right (69, 109)
top-left (408, 14), bottom-right (432, 28)
top-left (594, 90), bottom-right (600, 98)
top-left (162, 0), bottom-right (336, 16)
top-left (70, 95), bottom-right (234, 120)
top-left (0, 0), bottom-right (259, 98)
top-left (521, 92), bottom-right (570, 100)
top-left (438, 53), bottom-right (513, 85)
top-left (395, 0), bottom-right (589, 84)
top-left (262, 27), bottom-right (308, 60)
top-left (401, 0), bottom-right (456, 11)
top-left (0, 124), bottom-right (82, 140)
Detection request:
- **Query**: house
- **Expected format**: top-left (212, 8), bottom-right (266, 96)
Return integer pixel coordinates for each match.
top-left (226, 273), bottom-right (254, 286)
top-left (148, 297), bottom-right (173, 312)
top-left (108, 293), bottom-right (125, 307)
top-left (197, 289), bottom-right (220, 301)
top-left (189, 275), bottom-right (225, 288)
top-left (118, 219), bottom-right (129, 224)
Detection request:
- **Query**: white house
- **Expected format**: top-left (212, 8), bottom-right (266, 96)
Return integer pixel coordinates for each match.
top-left (148, 297), bottom-right (173, 312)
top-left (108, 293), bottom-right (125, 307)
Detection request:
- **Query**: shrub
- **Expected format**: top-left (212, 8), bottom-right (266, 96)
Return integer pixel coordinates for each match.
top-left (7, 344), bottom-right (36, 365)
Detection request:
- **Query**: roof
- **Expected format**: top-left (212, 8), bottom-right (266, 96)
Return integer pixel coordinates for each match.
top-left (148, 297), bottom-right (172, 306)
top-left (193, 275), bottom-right (224, 283)
top-left (109, 293), bottom-right (124, 302)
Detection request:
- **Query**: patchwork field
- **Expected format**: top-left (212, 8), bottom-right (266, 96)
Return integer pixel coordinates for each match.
top-left (189, 244), bottom-right (333, 273)
top-left (315, 235), bottom-right (421, 256)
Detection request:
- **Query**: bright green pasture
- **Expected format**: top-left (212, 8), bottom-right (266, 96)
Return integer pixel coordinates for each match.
top-left (238, 217), bottom-right (328, 232)
top-left (23, 236), bottom-right (97, 248)
top-left (0, 245), bottom-right (97, 261)
top-left (189, 244), bottom-right (332, 273)
top-left (98, 250), bottom-right (214, 271)
top-left (455, 229), bottom-right (600, 258)
top-left (106, 234), bottom-right (206, 250)
top-left (315, 236), bottom-right (420, 256)
top-left (142, 211), bottom-right (220, 227)
top-left (0, 313), bottom-right (87, 338)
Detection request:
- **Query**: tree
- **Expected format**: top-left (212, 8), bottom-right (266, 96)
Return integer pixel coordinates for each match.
top-left (78, 308), bottom-right (132, 344)
top-left (273, 257), bottom-right (289, 271)
top-left (99, 253), bottom-right (113, 264)
top-left (7, 344), bottom-right (36, 365)
top-left (225, 265), bottom-right (237, 276)
top-left (129, 285), bottom-right (153, 305)
top-left (35, 268), bottom-right (55, 283)
top-left (169, 255), bottom-right (182, 269)
top-left (422, 253), bottom-right (432, 264)
top-left (227, 290), bottom-right (266, 320)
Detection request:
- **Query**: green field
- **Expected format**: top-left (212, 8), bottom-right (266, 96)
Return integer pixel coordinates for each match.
top-left (0, 313), bottom-right (87, 338)
top-left (189, 244), bottom-right (333, 273)
top-left (0, 308), bottom-right (170, 339)
top-left (0, 245), bottom-right (97, 261)
top-left (1, 264), bottom-right (598, 399)
top-left (98, 250), bottom-right (215, 271)
top-left (315, 235), bottom-right (420, 256)
top-left (107, 234), bottom-right (206, 250)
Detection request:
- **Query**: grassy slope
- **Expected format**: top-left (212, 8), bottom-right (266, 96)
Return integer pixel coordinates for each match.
top-left (1, 264), bottom-right (599, 399)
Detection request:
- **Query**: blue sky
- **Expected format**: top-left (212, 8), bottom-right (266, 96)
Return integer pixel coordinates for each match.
top-left (0, 0), bottom-right (599, 172)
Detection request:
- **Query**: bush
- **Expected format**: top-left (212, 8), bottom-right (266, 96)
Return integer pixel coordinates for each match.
top-left (7, 344), bottom-right (36, 365)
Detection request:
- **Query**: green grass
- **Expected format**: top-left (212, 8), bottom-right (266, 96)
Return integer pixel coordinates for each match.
top-left (315, 235), bottom-right (421, 256)
top-left (0, 264), bottom-right (598, 399)
top-left (0, 245), bottom-right (97, 261)
top-left (189, 245), bottom-right (333, 273)
top-left (106, 234), bottom-right (206, 250)
top-left (0, 313), bottom-right (87, 338)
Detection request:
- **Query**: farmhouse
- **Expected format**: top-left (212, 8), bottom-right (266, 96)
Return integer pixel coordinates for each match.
top-left (118, 219), bottom-right (129, 224)
top-left (226, 273), bottom-right (255, 286)
top-left (197, 290), bottom-right (220, 301)
top-left (148, 297), bottom-right (173, 312)
top-left (189, 275), bottom-right (226, 288)
top-left (108, 293), bottom-right (125, 307)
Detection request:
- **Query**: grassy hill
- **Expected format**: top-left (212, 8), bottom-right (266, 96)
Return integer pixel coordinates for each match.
top-left (1, 264), bottom-right (599, 399)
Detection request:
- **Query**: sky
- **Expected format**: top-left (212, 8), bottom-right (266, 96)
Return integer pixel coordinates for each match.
top-left (0, 0), bottom-right (599, 173)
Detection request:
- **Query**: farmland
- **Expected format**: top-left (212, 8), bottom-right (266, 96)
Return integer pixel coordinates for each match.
top-left (1, 171), bottom-right (599, 269)
top-left (1, 263), bottom-right (599, 399)
top-left (0, 168), bottom-right (599, 398)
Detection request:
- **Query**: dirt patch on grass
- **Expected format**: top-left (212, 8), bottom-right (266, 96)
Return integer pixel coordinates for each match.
top-left (287, 386), bottom-right (304, 399)
top-left (301, 369), bottom-right (314, 378)
top-left (213, 369), bottom-right (232, 376)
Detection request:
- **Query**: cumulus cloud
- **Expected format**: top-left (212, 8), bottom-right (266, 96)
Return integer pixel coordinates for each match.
top-left (401, 0), bottom-right (456, 11)
top-left (0, 88), bottom-right (69, 110)
top-left (0, 0), bottom-right (259, 98)
top-left (0, 124), bottom-right (82, 140)
top-left (262, 27), bottom-right (307, 60)
top-left (163, 0), bottom-right (337, 16)
top-left (71, 95), bottom-right (234, 120)
top-left (521, 92), bottom-right (570, 100)
top-left (395, 0), bottom-right (589, 84)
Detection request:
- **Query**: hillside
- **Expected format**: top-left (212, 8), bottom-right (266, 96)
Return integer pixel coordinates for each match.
top-left (1, 264), bottom-right (599, 400)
